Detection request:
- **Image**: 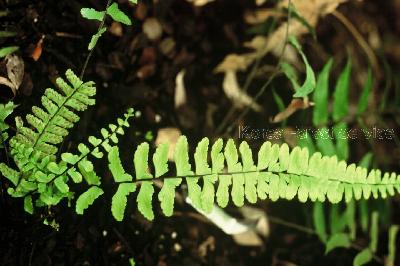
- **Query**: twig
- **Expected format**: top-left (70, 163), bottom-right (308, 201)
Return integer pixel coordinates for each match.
top-left (28, 242), bottom-right (36, 266)
top-left (79, 0), bottom-right (113, 79)
top-left (331, 10), bottom-right (380, 78)
top-left (112, 228), bottom-right (135, 255)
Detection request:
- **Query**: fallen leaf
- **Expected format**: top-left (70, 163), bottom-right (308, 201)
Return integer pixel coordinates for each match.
top-left (244, 8), bottom-right (283, 24)
top-left (186, 198), bottom-right (265, 247)
top-left (0, 54), bottom-right (24, 96)
top-left (109, 22), bottom-right (123, 37)
top-left (232, 231), bottom-right (263, 246)
top-left (222, 71), bottom-right (262, 112)
top-left (186, 0), bottom-right (216, 6)
top-left (198, 236), bottom-right (215, 257)
top-left (134, 2), bottom-right (147, 20)
top-left (155, 127), bottom-right (182, 161)
top-left (136, 64), bottom-right (156, 79)
top-left (31, 36), bottom-right (44, 61)
top-left (239, 206), bottom-right (270, 237)
top-left (142, 17), bottom-right (163, 41)
top-left (271, 98), bottom-right (313, 123)
top-left (174, 70), bottom-right (187, 109)
top-left (159, 37), bottom-right (176, 57)
top-left (214, 53), bottom-right (256, 73)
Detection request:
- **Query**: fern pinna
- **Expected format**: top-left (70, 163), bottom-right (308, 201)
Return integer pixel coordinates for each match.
top-left (1, 69), bottom-right (400, 224)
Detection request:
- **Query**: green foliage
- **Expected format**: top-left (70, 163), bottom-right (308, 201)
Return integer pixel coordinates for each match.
top-left (325, 233), bottom-right (351, 254)
top-left (88, 27), bottom-right (106, 51)
top-left (357, 68), bottom-right (373, 116)
top-left (287, 36), bottom-right (316, 98)
top-left (106, 3), bottom-right (132, 26)
top-left (313, 58), bottom-right (332, 126)
top-left (333, 59), bottom-right (351, 122)
top-left (81, 0), bottom-right (137, 50)
top-left (76, 186), bottom-right (104, 215)
top-left (102, 135), bottom-right (400, 221)
top-left (0, 101), bottom-right (16, 147)
top-left (0, 69), bottom-right (135, 215)
top-left (80, 8), bottom-right (105, 21)
top-left (313, 202), bottom-right (327, 242)
top-left (0, 46), bottom-right (19, 57)
top-left (387, 225), bottom-right (399, 265)
top-left (11, 69), bottom-right (96, 159)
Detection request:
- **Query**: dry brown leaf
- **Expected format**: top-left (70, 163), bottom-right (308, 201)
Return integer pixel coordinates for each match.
top-left (214, 53), bottom-right (257, 73)
top-left (31, 36), bottom-right (44, 61)
top-left (198, 236), bottom-right (215, 257)
top-left (265, 0), bottom-right (348, 57)
top-left (232, 231), bottom-right (263, 247)
top-left (240, 206), bottom-right (270, 237)
top-left (174, 70), bottom-right (187, 109)
top-left (142, 17), bottom-right (163, 41)
top-left (0, 54), bottom-right (24, 96)
top-left (155, 127), bottom-right (182, 161)
top-left (109, 22), bottom-right (123, 37)
top-left (256, 0), bottom-right (267, 6)
top-left (244, 8), bottom-right (284, 24)
top-left (223, 71), bottom-right (262, 112)
top-left (271, 98), bottom-right (313, 123)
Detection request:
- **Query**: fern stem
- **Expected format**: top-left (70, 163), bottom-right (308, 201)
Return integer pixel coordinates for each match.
top-left (79, 0), bottom-right (113, 79)
top-left (26, 113), bottom-right (129, 197)
top-left (121, 169), bottom-right (398, 187)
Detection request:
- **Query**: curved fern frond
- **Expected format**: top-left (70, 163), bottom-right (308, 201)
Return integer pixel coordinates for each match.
top-left (11, 69), bottom-right (96, 160)
top-left (106, 136), bottom-right (400, 221)
top-left (3, 108), bottom-right (135, 215)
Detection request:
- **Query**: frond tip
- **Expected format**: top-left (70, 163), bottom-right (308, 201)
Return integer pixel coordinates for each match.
top-left (11, 69), bottom-right (96, 160)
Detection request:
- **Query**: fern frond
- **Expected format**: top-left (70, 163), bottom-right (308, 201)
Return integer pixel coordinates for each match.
top-left (11, 69), bottom-right (96, 160)
top-left (4, 108), bottom-right (135, 216)
top-left (105, 136), bottom-right (400, 221)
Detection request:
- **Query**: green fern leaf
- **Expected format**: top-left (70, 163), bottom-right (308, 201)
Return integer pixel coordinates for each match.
top-left (239, 141), bottom-right (257, 204)
top-left (225, 139), bottom-right (244, 206)
top-left (111, 183), bottom-right (136, 221)
top-left (0, 163), bottom-right (20, 186)
top-left (54, 175), bottom-right (69, 193)
top-left (24, 195), bottom-right (34, 214)
top-left (76, 186), bottom-right (104, 215)
top-left (134, 143), bottom-right (155, 220)
top-left (137, 182), bottom-right (154, 220)
top-left (11, 69), bottom-right (96, 160)
top-left (175, 136), bottom-right (199, 208)
top-left (153, 143), bottom-right (169, 177)
top-left (108, 146), bottom-right (132, 182)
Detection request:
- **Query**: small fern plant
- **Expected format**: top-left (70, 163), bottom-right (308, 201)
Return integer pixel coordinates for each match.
top-left (0, 69), bottom-right (134, 214)
top-left (2, 67), bottom-right (400, 222)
